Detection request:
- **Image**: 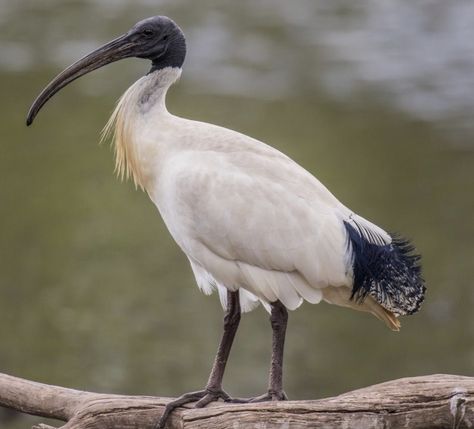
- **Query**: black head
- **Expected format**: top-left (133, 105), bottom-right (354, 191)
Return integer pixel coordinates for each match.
top-left (128, 16), bottom-right (186, 69)
top-left (26, 16), bottom-right (186, 126)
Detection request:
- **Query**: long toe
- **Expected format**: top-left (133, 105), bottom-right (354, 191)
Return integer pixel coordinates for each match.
top-left (230, 390), bottom-right (288, 403)
top-left (157, 391), bottom-right (205, 429)
top-left (195, 388), bottom-right (231, 408)
top-left (156, 388), bottom-right (231, 429)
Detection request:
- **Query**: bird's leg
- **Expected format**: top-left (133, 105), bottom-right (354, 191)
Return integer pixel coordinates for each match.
top-left (233, 300), bottom-right (289, 403)
top-left (266, 300), bottom-right (289, 400)
top-left (196, 289), bottom-right (242, 405)
top-left (156, 290), bottom-right (241, 429)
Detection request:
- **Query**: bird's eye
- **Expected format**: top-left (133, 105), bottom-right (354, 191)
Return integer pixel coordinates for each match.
top-left (142, 29), bottom-right (154, 37)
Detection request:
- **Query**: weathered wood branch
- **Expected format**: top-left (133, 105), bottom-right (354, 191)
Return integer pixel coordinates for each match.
top-left (0, 372), bottom-right (473, 428)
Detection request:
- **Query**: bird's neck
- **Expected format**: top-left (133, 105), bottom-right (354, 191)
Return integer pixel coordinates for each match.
top-left (102, 67), bottom-right (182, 190)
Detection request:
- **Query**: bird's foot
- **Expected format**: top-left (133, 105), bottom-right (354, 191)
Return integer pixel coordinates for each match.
top-left (231, 389), bottom-right (288, 403)
top-left (156, 388), bottom-right (231, 429)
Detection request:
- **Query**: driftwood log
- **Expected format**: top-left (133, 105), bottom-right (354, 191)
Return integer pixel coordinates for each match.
top-left (0, 372), bottom-right (472, 428)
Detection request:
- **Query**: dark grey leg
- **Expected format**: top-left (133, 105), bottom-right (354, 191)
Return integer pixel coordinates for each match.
top-left (267, 300), bottom-right (288, 400)
top-left (201, 290), bottom-right (241, 399)
top-left (232, 300), bottom-right (289, 403)
top-left (156, 290), bottom-right (241, 428)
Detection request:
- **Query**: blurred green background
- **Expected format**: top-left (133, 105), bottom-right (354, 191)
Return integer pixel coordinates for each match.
top-left (1, 1), bottom-right (473, 427)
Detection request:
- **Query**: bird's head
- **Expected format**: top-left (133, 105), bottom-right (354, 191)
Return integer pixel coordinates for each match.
top-left (26, 16), bottom-right (186, 126)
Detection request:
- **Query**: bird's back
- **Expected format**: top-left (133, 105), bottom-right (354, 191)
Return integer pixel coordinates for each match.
top-left (147, 119), bottom-right (411, 318)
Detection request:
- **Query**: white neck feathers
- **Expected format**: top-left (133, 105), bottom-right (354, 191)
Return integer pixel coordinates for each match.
top-left (101, 67), bottom-right (181, 190)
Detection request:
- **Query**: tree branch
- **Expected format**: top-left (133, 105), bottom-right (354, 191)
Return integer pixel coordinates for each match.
top-left (0, 372), bottom-right (473, 428)
top-left (0, 372), bottom-right (88, 420)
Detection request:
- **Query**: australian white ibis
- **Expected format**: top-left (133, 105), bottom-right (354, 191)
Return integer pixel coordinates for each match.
top-left (26, 16), bottom-right (425, 429)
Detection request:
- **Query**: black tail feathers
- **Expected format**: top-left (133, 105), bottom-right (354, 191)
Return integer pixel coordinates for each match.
top-left (344, 221), bottom-right (425, 316)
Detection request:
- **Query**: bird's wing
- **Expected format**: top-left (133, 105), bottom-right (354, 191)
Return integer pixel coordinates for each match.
top-left (155, 124), bottom-right (390, 310)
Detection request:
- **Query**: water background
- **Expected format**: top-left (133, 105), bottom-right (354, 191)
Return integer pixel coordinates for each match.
top-left (0, 1), bottom-right (473, 427)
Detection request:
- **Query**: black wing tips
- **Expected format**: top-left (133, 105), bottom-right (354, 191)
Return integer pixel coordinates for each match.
top-left (344, 220), bottom-right (426, 316)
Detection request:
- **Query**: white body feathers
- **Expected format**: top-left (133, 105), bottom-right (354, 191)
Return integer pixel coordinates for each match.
top-left (103, 67), bottom-right (399, 329)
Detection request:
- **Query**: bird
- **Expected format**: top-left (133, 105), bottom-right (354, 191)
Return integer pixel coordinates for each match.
top-left (26, 16), bottom-right (426, 429)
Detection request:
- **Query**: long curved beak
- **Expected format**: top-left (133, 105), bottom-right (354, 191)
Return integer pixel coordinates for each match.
top-left (26, 33), bottom-right (135, 126)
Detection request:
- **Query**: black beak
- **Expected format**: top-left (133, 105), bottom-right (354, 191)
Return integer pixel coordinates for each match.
top-left (26, 33), bottom-right (134, 126)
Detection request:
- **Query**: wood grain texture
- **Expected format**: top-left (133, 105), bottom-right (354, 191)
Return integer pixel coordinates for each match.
top-left (0, 373), bottom-right (472, 428)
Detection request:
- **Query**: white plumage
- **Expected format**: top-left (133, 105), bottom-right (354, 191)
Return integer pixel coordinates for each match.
top-left (103, 67), bottom-right (398, 327)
